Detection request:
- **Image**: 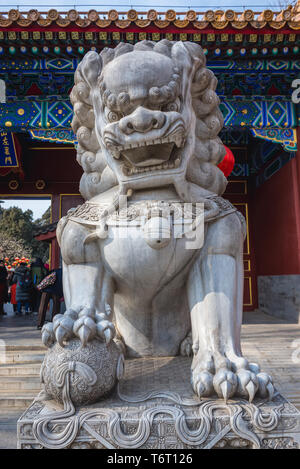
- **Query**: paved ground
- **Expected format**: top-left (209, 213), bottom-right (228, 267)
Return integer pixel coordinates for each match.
top-left (242, 310), bottom-right (300, 409)
top-left (0, 309), bottom-right (46, 449)
top-left (0, 309), bottom-right (299, 449)
top-left (0, 312), bottom-right (42, 347)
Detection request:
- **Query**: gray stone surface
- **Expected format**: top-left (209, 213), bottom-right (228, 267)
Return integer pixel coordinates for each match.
top-left (17, 357), bottom-right (300, 449)
top-left (258, 275), bottom-right (300, 323)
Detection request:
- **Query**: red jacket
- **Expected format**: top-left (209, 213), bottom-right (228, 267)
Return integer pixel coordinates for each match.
top-left (10, 283), bottom-right (17, 305)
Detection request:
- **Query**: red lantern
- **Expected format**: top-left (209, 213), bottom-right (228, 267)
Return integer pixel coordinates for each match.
top-left (217, 145), bottom-right (235, 178)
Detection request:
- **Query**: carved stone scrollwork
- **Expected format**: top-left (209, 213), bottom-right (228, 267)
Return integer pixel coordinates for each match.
top-left (18, 358), bottom-right (300, 450)
top-left (20, 390), bottom-right (300, 450)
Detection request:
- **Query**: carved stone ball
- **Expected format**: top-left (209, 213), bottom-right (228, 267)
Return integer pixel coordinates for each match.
top-left (41, 338), bottom-right (122, 406)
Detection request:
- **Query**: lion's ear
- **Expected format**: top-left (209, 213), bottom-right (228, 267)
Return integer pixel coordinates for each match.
top-left (183, 42), bottom-right (205, 66)
top-left (171, 41), bottom-right (195, 71)
top-left (79, 51), bottom-right (102, 89)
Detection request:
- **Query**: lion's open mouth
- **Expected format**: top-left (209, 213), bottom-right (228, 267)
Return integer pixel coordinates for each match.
top-left (106, 131), bottom-right (185, 175)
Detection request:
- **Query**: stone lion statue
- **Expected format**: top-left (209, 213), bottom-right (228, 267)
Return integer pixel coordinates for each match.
top-left (41, 40), bottom-right (273, 404)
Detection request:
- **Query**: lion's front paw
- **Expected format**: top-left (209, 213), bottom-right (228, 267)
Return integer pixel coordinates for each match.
top-left (191, 352), bottom-right (274, 403)
top-left (42, 307), bottom-right (115, 347)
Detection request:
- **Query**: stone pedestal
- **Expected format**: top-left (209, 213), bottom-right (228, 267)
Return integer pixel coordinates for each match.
top-left (17, 357), bottom-right (300, 449)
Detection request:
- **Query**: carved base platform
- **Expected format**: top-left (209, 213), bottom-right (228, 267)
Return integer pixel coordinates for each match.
top-left (17, 357), bottom-right (300, 449)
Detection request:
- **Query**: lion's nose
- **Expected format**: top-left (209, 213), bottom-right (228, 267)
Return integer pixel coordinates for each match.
top-left (119, 107), bottom-right (166, 135)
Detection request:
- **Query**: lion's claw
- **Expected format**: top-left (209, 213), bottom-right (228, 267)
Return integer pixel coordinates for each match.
top-left (192, 370), bottom-right (213, 398)
top-left (213, 369), bottom-right (237, 403)
top-left (41, 322), bottom-right (55, 347)
top-left (236, 369), bottom-right (259, 402)
top-left (53, 315), bottom-right (75, 346)
top-left (96, 318), bottom-right (115, 343)
top-left (73, 316), bottom-right (97, 346)
top-left (257, 372), bottom-right (274, 400)
top-left (42, 306), bottom-right (115, 348)
top-left (191, 354), bottom-right (273, 403)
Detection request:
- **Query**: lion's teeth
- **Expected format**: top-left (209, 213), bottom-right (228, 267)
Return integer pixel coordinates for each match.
top-left (174, 158), bottom-right (181, 167)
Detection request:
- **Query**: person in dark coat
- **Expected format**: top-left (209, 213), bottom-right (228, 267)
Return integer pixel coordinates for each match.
top-left (30, 257), bottom-right (47, 311)
top-left (13, 263), bottom-right (32, 315)
top-left (0, 260), bottom-right (8, 316)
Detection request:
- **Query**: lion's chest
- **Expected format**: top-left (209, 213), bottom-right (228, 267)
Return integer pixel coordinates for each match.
top-left (99, 221), bottom-right (196, 296)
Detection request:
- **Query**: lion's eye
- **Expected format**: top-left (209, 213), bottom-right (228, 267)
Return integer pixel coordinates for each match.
top-left (107, 111), bottom-right (120, 122)
top-left (163, 100), bottom-right (179, 112)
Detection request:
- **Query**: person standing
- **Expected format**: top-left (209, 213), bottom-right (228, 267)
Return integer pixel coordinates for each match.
top-left (8, 269), bottom-right (17, 313)
top-left (30, 257), bottom-right (47, 311)
top-left (0, 260), bottom-right (8, 316)
top-left (13, 262), bottom-right (32, 315)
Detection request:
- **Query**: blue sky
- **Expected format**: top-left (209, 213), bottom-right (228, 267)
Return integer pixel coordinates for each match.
top-left (0, 0), bottom-right (284, 11)
top-left (0, 198), bottom-right (51, 220)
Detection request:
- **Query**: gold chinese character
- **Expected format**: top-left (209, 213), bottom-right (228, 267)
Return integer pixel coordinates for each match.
top-left (5, 156), bottom-right (12, 165)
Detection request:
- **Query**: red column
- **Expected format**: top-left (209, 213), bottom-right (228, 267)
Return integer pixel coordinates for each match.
top-left (50, 237), bottom-right (60, 270)
top-left (252, 133), bottom-right (300, 276)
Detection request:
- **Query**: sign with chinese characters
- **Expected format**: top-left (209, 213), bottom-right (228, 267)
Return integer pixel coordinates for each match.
top-left (0, 131), bottom-right (18, 168)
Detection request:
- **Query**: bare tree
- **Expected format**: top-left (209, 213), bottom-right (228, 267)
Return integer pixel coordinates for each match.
top-left (0, 233), bottom-right (32, 265)
top-left (268, 0), bottom-right (297, 10)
